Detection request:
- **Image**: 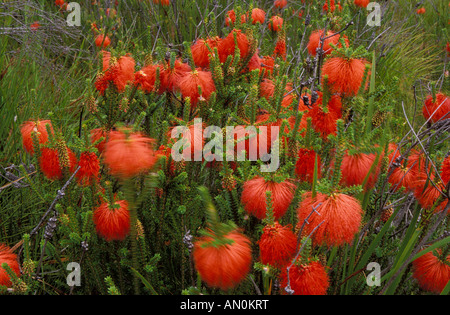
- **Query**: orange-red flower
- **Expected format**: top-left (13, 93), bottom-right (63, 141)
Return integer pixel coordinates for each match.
top-left (441, 156), bottom-right (450, 184)
top-left (321, 57), bottom-right (370, 96)
top-left (274, 0), bottom-right (288, 9)
top-left (354, 0), bottom-right (370, 8)
top-left (193, 230), bottom-right (252, 291)
top-left (167, 119), bottom-right (206, 161)
top-left (339, 150), bottom-right (382, 191)
top-left (103, 130), bottom-right (158, 179)
top-left (388, 166), bottom-right (417, 192)
top-left (413, 172), bottom-right (449, 213)
top-left (30, 21), bottom-right (40, 31)
top-left (39, 147), bottom-right (78, 180)
top-left (295, 148), bottom-right (321, 184)
top-left (20, 119), bottom-right (53, 155)
top-left (225, 10), bottom-right (236, 27)
top-left (153, 0), bottom-right (170, 5)
top-left (158, 59), bottom-right (191, 93)
top-left (273, 38), bottom-right (286, 60)
top-left (268, 16), bottom-right (283, 32)
top-left (245, 52), bottom-right (262, 73)
top-left (416, 7), bottom-right (426, 14)
top-left (422, 93), bottom-right (450, 123)
top-left (258, 221), bottom-right (297, 267)
top-left (297, 192), bottom-right (363, 247)
top-left (0, 244), bottom-right (20, 287)
top-left (178, 69), bottom-right (216, 106)
top-left (307, 30), bottom-right (347, 56)
top-left (90, 128), bottom-right (121, 154)
top-left (251, 8), bottom-right (266, 24)
top-left (261, 55), bottom-right (275, 77)
top-left (95, 34), bottom-right (111, 48)
top-left (304, 95), bottom-right (342, 139)
top-left (93, 200), bottom-right (130, 241)
top-left (95, 51), bottom-right (135, 95)
top-left (134, 64), bottom-right (158, 93)
top-left (280, 258), bottom-right (330, 295)
top-left (191, 37), bottom-right (220, 69)
top-left (217, 29), bottom-right (250, 63)
top-left (241, 176), bottom-right (296, 220)
top-left (76, 151), bottom-right (100, 186)
top-left (412, 250), bottom-right (450, 294)
top-left (323, 0), bottom-right (342, 13)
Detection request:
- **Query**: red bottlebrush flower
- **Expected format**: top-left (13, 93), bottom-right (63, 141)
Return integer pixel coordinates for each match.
top-left (55, 0), bottom-right (65, 6)
top-left (0, 244), bottom-right (20, 287)
top-left (441, 156), bottom-right (450, 184)
top-left (30, 21), bottom-right (40, 31)
top-left (354, 0), bottom-right (370, 8)
top-left (153, 0), bottom-right (170, 5)
top-left (251, 8), bottom-right (266, 24)
top-left (193, 230), bottom-right (252, 291)
top-left (95, 51), bottom-right (135, 95)
top-left (178, 69), bottom-right (216, 106)
top-left (167, 119), bottom-right (206, 161)
top-left (259, 79), bottom-right (276, 100)
top-left (76, 151), bottom-right (100, 186)
top-left (305, 103), bottom-right (339, 139)
top-left (416, 7), bottom-right (426, 14)
top-left (134, 64), bottom-right (158, 93)
top-left (446, 42), bottom-right (450, 57)
top-left (20, 119), bottom-right (53, 155)
top-left (388, 166), bottom-right (417, 192)
top-left (422, 93), bottom-right (450, 123)
top-left (340, 150), bottom-right (382, 191)
top-left (307, 30), bottom-right (347, 57)
top-left (225, 10), bottom-right (236, 27)
top-left (259, 79), bottom-right (296, 110)
top-left (103, 130), bottom-right (158, 179)
top-left (280, 259), bottom-right (330, 295)
top-left (261, 55), bottom-right (275, 77)
top-left (407, 149), bottom-right (428, 174)
top-left (158, 59), bottom-right (191, 93)
top-left (323, 0), bottom-right (342, 13)
top-left (413, 173), bottom-right (449, 213)
top-left (245, 52), bottom-right (262, 73)
top-left (321, 56), bottom-right (370, 96)
top-left (303, 91), bottom-right (342, 138)
top-left (93, 200), bottom-right (130, 241)
top-left (241, 176), bottom-right (296, 220)
top-left (191, 37), bottom-right (220, 69)
top-left (39, 147), bottom-right (77, 180)
top-left (387, 142), bottom-right (401, 165)
top-left (274, 0), bottom-right (288, 9)
top-left (412, 250), bottom-right (450, 294)
top-left (95, 34), bottom-right (111, 48)
top-left (258, 221), bottom-right (297, 267)
top-left (268, 16), bottom-right (283, 32)
top-left (295, 148), bottom-right (321, 184)
top-left (218, 29), bottom-right (250, 63)
top-left (296, 192), bottom-right (363, 247)
top-left (273, 38), bottom-right (287, 60)
top-left (90, 128), bottom-right (120, 154)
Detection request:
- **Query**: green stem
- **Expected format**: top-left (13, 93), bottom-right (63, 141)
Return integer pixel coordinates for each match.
top-left (124, 178), bottom-right (140, 295)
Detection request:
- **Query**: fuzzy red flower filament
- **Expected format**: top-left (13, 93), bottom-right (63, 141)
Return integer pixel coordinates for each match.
top-left (193, 230), bottom-right (252, 291)
top-left (103, 131), bottom-right (158, 179)
top-left (93, 200), bottom-right (130, 241)
top-left (0, 244), bottom-right (20, 287)
top-left (258, 221), bottom-right (297, 267)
